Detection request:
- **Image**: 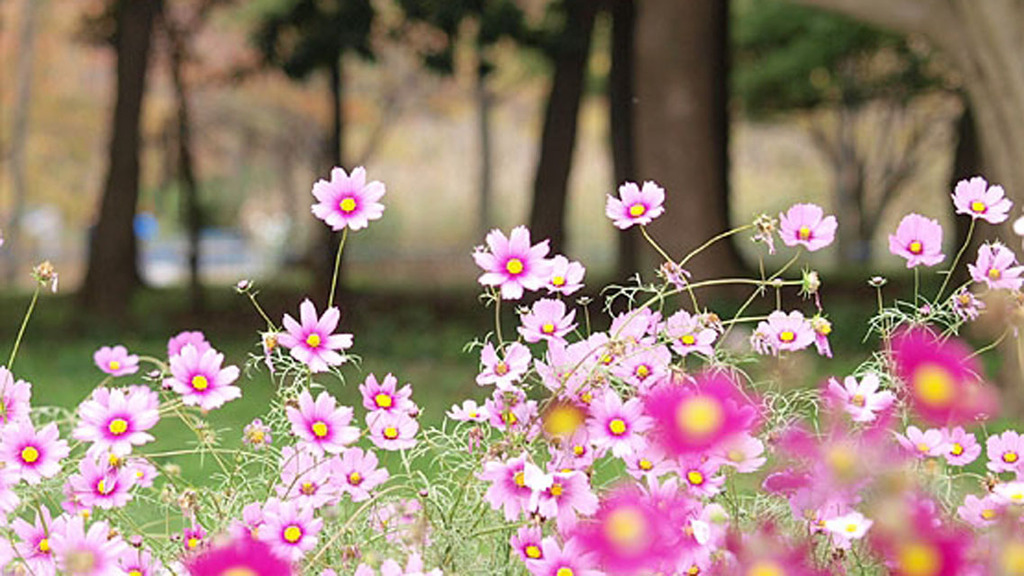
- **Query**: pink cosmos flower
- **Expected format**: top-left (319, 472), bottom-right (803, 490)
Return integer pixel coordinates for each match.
top-left (446, 399), bottom-right (490, 423)
top-left (511, 525), bottom-right (545, 563)
top-left (753, 310), bottom-right (815, 355)
top-left (243, 418), bottom-right (273, 450)
top-left (359, 373), bottom-right (416, 415)
top-left (332, 447), bottom-right (389, 502)
top-left (12, 507), bottom-right (66, 575)
top-left (165, 344), bottom-right (241, 411)
top-left (663, 310), bottom-right (717, 357)
top-left (942, 426), bottom-right (981, 467)
top-left (712, 433), bottom-right (768, 474)
top-left (587, 391), bottom-right (651, 458)
top-left (952, 176), bottom-right (1012, 224)
top-left (485, 389), bottom-right (538, 434)
top-left (606, 180), bottom-right (666, 229)
top-left (952, 289), bottom-right (985, 322)
top-left (67, 454), bottom-right (137, 510)
top-left (229, 501), bottom-right (267, 541)
top-left (479, 453), bottom-right (533, 521)
top-left (987, 430), bottom-right (1024, 474)
top-left (623, 446), bottom-right (674, 480)
top-left (957, 493), bottom-right (1004, 529)
top-left (50, 517), bottom-right (127, 576)
top-left (278, 299), bottom-right (353, 373)
top-left (311, 166), bottom-right (386, 231)
top-left (276, 446), bottom-right (339, 509)
top-left (0, 366), bottom-right (32, 425)
top-left (93, 345), bottom-right (139, 377)
top-left (119, 548), bottom-right (163, 576)
top-left (518, 298), bottom-right (577, 344)
top-left (127, 458), bottom-right (159, 488)
top-left (74, 386), bottom-right (159, 456)
top-left (183, 524), bottom-right (207, 552)
top-left (643, 371), bottom-right (759, 456)
top-left (476, 342), bottom-right (531, 390)
top-left (167, 331), bottom-right (211, 358)
top-left (611, 345), bottom-right (671, 391)
top-left (546, 255), bottom-right (586, 295)
top-left (259, 499), bottom-right (323, 563)
top-left (968, 242), bottom-right (1024, 290)
top-left (528, 537), bottom-right (602, 576)
top-left (0, 421), bottom-right (69, 484)
top-left (809, 315), bottom-right (833, 358)
top-left (367, 411), bottom-right (418, 451)
top-left (677, 457), bottom-right (726, 497)
top-left (473, 226), bottom-right (552, 300)
top-left (897, 426), bottom-right (948, 459)
top-left (524, 466), bottom-right (599, 533)
top-left (286, 390), bottom-right (359, 454)
top-left (888, 213), bottom-right (945, 268)
top-left (823, 511), bottom-right (872, 549)
top-left (778, 203), bottom-right (838, 251)
top-left (186, 537), bottom-right (293, 576)
top-left (825, 373), bottom-right (895, 423)
top-left (0, 469), bottom-right (20, 524)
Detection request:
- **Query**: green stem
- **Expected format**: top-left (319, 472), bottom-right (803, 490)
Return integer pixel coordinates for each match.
top-left (7, 285), bottom-right (40, 369)
top-left (640, 225), bottom-right (674, 265)
top-left (327, 227), bottom-right (349, 310)
top-left (914, 267), bottom-right (920, 305)
top-left (679, 224), bottom-right (754, 269)
top-left (936, 218), bottom-right (975, 302)
top-left (494, 292), bottom-right (504, 344)
top-left (247, 292), bottom-right (277, 330)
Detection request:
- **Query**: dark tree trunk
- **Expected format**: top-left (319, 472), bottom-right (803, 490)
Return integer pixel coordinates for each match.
top-left (635, 0), bottom-right (743, 281)
top-left (528, 0), bottom-right (598, 254)
top-left (313, 58), bottom-right (345, 304)
top-left (951, 106), bottom-right (987, 283)
top-left (609, 0), bottom-right (640, 280)
top-left (80, 0), bottom-right (161, 315)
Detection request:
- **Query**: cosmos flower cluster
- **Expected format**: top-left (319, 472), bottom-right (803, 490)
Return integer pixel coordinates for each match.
top-left (4, 170), bottom-right (1024, 575)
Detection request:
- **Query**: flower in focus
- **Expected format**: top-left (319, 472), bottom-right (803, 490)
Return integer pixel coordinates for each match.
top-left (183, 524), bottom-right (207, 551)
top-left (73, 386), bottom-right (159, 456)
top-left (986, 429), bottom-right (1024, 474)
top-left (92, 345), bottom-right (139, 377)
top-left (968, 242), bottom-right (1024, 290)
top-left (278, 299), bottom-right (353, 373)
top-left (332, 447), bottom-right (389, 502)
top-left (511, 525), bottom-right (544, 563)
top-left (0, 421), bottom-right (69, 484)
top-left (310, 166), bottom-right (386, 231)
top-left (67, 454), bottom-right (137, 510)
top-left (367, 411), bottom-right (419, 451)
top-left (606, 180), bottom-right (666, 229)
top-left (587, 391), bottom-right (652, 458)
top-left (258, 500), bottom-right (323, 563)
top-left (446, 399), bottom-right (489, 423)
top-left (479, 453), bottom-right (533, 521)
top-left (243, 418), bottom-right (272, 450)
top-left (951, 289), bottom-right (985, 322)
top-left (941, 426), bottom-right (980, 466)
top-left (473, 226), bottom-right (552, 300)
top-left (888, 213), bottom-right (945, 268)
top-left (11, 507), bottom-right (66, 574)
top-left (185, 536), bottom-right (293, 576)
top-left (952, 176), bottom-right (1012, 224)
top-left (527, 537), bottom-right (601, 576)
top-left (286, 390), bottom-right (359, 455)
top-left (957, 493), bottom-right (1004, 529)
top-left (275, 447), bottom-right (339, 510)
top-left (663, 310), bottom-right (717, 357)
top-left (753, 310), bottom-right (815, 355)
top-left (476, 341), bottom-right (530, 390)
top-left (546, 255), bottom-right (586, 295)
top-left (359, 373), bottom-right (416, 415)
top-left (165, 344), bottom-right (241, 411)
top-left (50, 517), bottom-right (127, 576)
top-left (825, 373), bottom-right (895, 423)
top-left (524, 466), bottom-right (599, 532)
top-left (518, 298), bottom-right (577, 344)
top-left (778, 203), bottom-right (838, 251)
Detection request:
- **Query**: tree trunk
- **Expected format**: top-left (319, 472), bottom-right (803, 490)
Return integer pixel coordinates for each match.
top-left (5, 0), bottom-right (39, 283)
top-left (528, 0), bottom-right (598, 254)
top-left (313, 58), bottom-right (345, 303)
top-left (634, 0), bottom-right (743, 280)
top-left (609, 0), bottom-right (640, 280)
top-left (476, 67), bottom-right (494, 240)
top-left (80, 0), bottom-right (161, 315)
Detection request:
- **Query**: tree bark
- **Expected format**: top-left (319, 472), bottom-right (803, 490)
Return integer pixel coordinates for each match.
top-left (80, 0), bottom-right (161, 315)
top-left (528, 0), bottom-right (598, 254)
top-left (5, 0), bottom-right (39, 283)
top-left (634, 0), bottom-right (744, 280)
top-left (609, 0), bottom-right (640, 280)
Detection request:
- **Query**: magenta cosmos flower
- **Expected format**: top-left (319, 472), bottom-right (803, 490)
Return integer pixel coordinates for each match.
top-left (67, 454), bottom-right (137, 509)
top-left (186, 537), bottom-right (293, 576)
top-left (74, 386), bottom-right (159, 456)
top-left (50, 517), bottom-right (128, 576)
top-left (952, 176), bottom-right (1012, 224)
top-left (888, 213), bottom-right (945, 268)
top-left (663, 310), bottom-right (717, 357)
top-left (518, 298), bottom-right (577, 344)
top-left (754, 310), bottom-right (815, 355)
top-left (968, 242), bottom-right (1024, 290)
top-left (527, 537), bottom-right (602, 576)
top-left (286, 390), bottom-right (359, 454)
top-left (165, 344), bottom-right (241, 411)
top-left (524, 465), bottom-right (599, 532)
top-left (942, 426), bottom-right (980, 466)
top-left (0, 366), bottom-right (32, 425)
top-left (473, 226), bottom-right (552, 300)
top-left (167, 330), bottom-right (211, 357)
top-left (258, 499), bottom-right (323, 563)
top-left (986, 430), bottom-right (1024, 474)
top-left (606, 180), bottom-right (666, 229)
top-left (331, 447), bottom-right (389, 502)
top-left (476, 342), bottom-right (530, 390)
top-left (279, 299), bottom-right (353, 373)
top-left (12, 507), bottom-right (66, 575)
top-left (0, 421), bottom-right (69, 484)
top-left (779, 203), bottom-right (837, 252)
top-left (276, 446), bottom-right (339, 510)
top-left (311, 166), bottom-right (386, 231)
top-left (93, 345), bottom-right (139, 377)
top-left (546, 254), bottom-right (586, 295)
top-left (587, 391), bottom-right (652, 458)
top-left (367, 411), bottom-right (418, 451)
top-left (825, 373), bottom-right (895, 423)
top-left (359, 373), bottom-right (416, 415)
top-left (479, 453), bottom-right (533, 521)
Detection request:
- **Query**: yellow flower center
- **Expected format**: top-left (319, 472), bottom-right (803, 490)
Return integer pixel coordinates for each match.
top-left (514, 471), bottom-right (526, 487)
top-left (989, 268), bottom-right (1002, 280)
top-left (798, 226), bottom-right (811, 240)
top-left (109, 418), bottom-right (129, 435)
top-left (909, 241), bottom-right (924, 255)
top-left (681, 334), bottom-right (696, 346)
top-left (505, 258), bottom-right (524, 275)
top-left (525, 545), bottom-right (542, 559)
top-left (550, 483), bottom-right (564, 497)
top-left (544, 404), bottom-right (585, 438)
top-left (556, 569), bottom-right (575, 576)
top-left (778, 330), bottom-right (796, 343)
top-left (109, 360), bottom-right (121, 371)
top-left (305, 333), bottom-right (321, 348)
top-left (552, 275), bottom-right (566, 286)
top-left (20, 446), bottom-right (39, 464)
top-left (573, 445), bottom-right (585, 456)
top-left (728, 449), bottom-right (745, 462)
top-left (981, 508), bottom-right (997, 520)
top-left (971, 200), bottom-right (987, 213)
top-left (1005, 452), bottom-right (1019, 463)
top-left (339, 197), bottom-right (357, 213)
top-left (675, 396), bottom-right (724, 439)
top-left (916, 443), bottom-right (931, 453)
top-left (851, 394), bottom-right (865, 407)
top-left (283, 525), bottom-right (303, 543)
top-left (311, 421), bottom-right (329, 438)
top-left (687, 470), bottom-right (705, 485)
top-left (301, 482), bottom-right (316, 495)
top-left (97, 479), bottom-right (110, 494)
top-left (912, 364), bottom-right (954, 408)
top-left (899, 542), bottom-right (941, 576)
top-left (542, 323), bottom-right (556, 334)
top-left (349, 472), bottom-right (362, 485)
top-left (746, 560), bottom-right (785, 576)
top-left (636, 365), bottom-right (650, 379)
top-left (608, 418), bottom-right (628, 436)
top-left (187, 537), bottom-right (200, 549)
top-left (639, 458), bottom-right (653, 470)
top-left (629, 204), bottom-right (647, 218)
top-left (604, 507), bottom-right (648, 554)
top-left (383, 426), bottom-right (399, 439)
top-left (191, 375), bottom-right (209, 391)
top-left (375, 393), bottom-right (393, 408)
top-left (495, 361), bottom-right (509, 375)
top-left (38, 538), bottom-right (50, 553)
top-left (845, 523), bottom-right (859, 533)
top-left (951, 443), bottom-right (964, 456)
top-left (248, 429), bottom-right (265, 444)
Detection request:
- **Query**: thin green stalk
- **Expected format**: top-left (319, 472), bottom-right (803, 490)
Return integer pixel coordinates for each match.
top-left (327, 227), bottom-right (349, 309)
top-left (247, 292), bottom-right (277, 330)
top-left (914, 267), bottom-right (920, 305)
top-left (494, 292), bottom-right (504, 344)
top-left (640, 225), bottom-right (675, 265)
top-left (679, 223), bottom-right (754, 269)
top-left (936, 218), bottom-right (974, 301)
top-left (7, 285), bottom-right (40, 369)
